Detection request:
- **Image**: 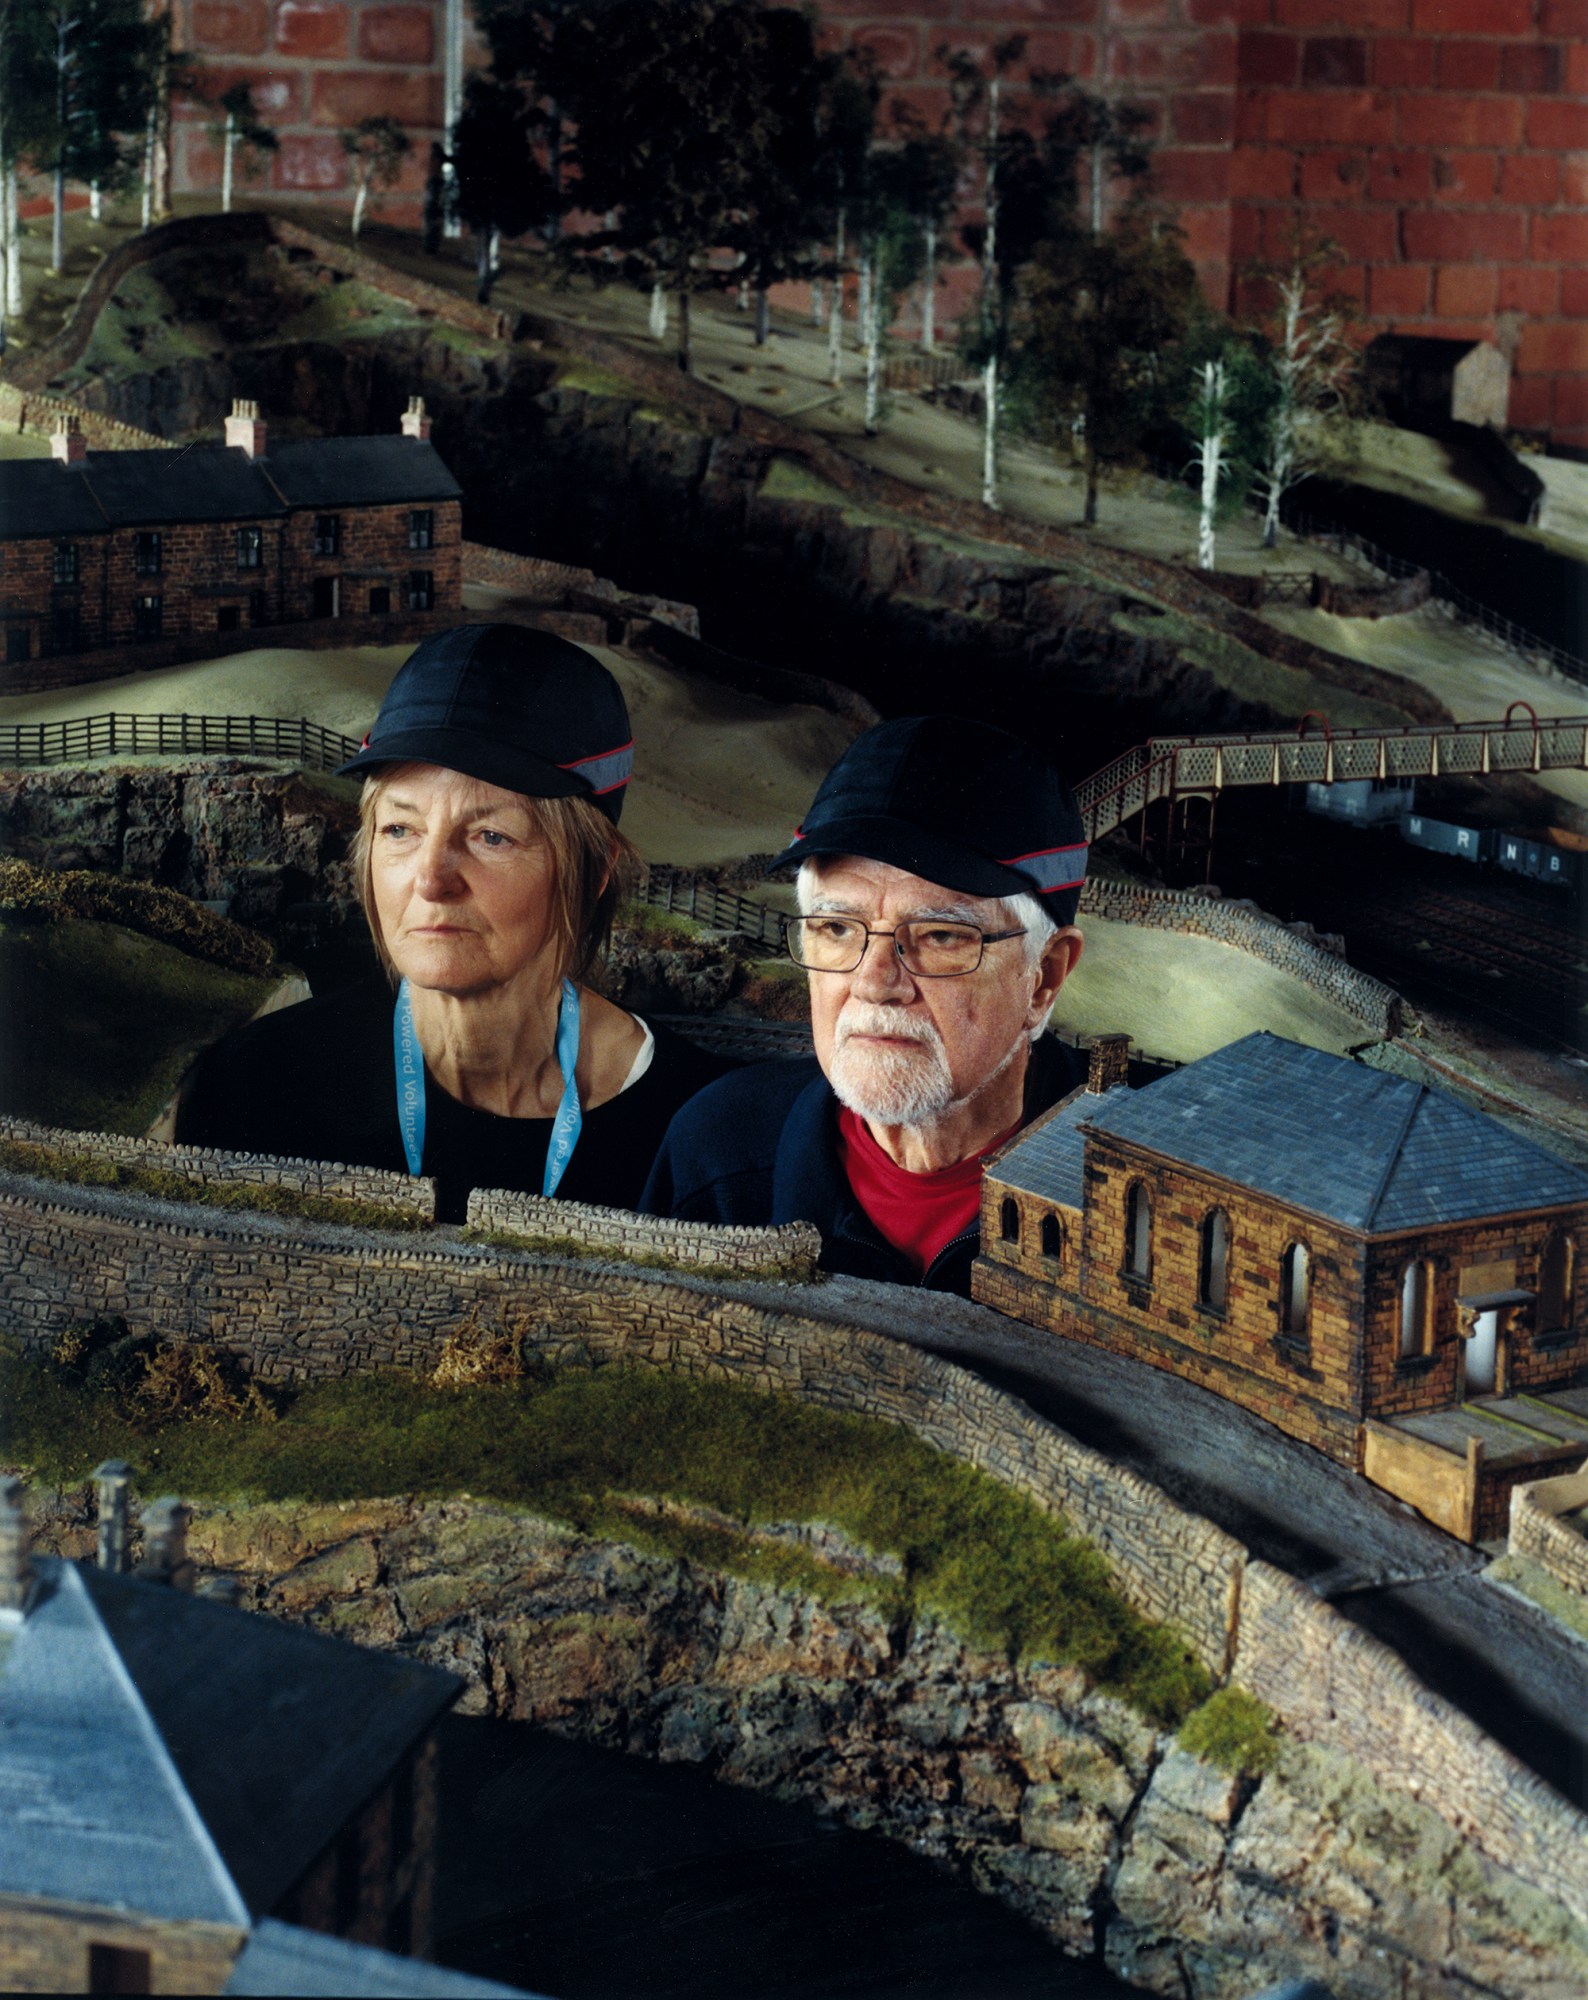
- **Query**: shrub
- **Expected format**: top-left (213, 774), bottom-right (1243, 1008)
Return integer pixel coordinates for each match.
top-left (0, 859), bottom-right (275, 975)
top-left (1178, 1686), bottom-right (1281, 1775)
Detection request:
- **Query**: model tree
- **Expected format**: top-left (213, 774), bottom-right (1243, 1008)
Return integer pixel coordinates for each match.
top-left (341, 114), bottom-right (411, 244)
top-left (211, 79), bottom-right (277, 215)
top-left (138, 8), bottom-right (192, 229)
top-left (0, 0), bottom-right (54, 335)
top-left (812, 51), bottom-right (879, 387)
top-left (850, 145), bottom-right (926, 433)
top-left (722, 6), bottom-right (826, 348)
top-left (450, 71), bottom-right (551, 304)
top-left (1014, 204), bottom-right (1200, 528)
top-left (29, 0), bottom-right (155, 270)
top-left (1244, 229), bottom-right (1359, 547)
top-left (562, 0), bottom-right (798, 374)
top-left (469, 0), bottom-right (591, 247)
top-left (888, 115), bottom-right (961, 355)
top-left (1174, 318), bottom-right (1274, 570)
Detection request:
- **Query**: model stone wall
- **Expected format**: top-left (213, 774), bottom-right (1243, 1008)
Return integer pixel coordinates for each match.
top-left (465, 1187), bottom-right (819, 1277)
top-left (1078, 880), bottom-right (1402, 1039)
top-left (0, 382), bottom-right (165, 452)
top-left (1233, 1557), bottom-right (1588, 1936)
top-left (1511, 1470), bottom-right (1588, 1599)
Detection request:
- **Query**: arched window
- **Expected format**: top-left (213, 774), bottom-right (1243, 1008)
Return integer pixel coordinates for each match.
top-left (1040, 1212), bottom-right (1063, 1262)
top-left (1000, 1198), bottom-right (1020, 1244)
top-left (1125, 1182), bottom-right (1151, 1280)
top-left (1279, 1242), bottom-right (1311, 1339)
top-left (1399, 1259), bottom-right (1434, 1359)
top-left (1540, 1231), bottom-right (1575, 1333)
top-left (1199, 1209), bottom-right (1229, 1312)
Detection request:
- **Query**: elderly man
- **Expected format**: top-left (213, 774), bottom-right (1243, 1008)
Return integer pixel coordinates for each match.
top-left (640, 715), bottom-right (1087, 1293)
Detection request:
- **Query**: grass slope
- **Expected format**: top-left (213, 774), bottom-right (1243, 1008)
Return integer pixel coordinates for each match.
top-left (2, 1350), bottom-right (1210, 1724)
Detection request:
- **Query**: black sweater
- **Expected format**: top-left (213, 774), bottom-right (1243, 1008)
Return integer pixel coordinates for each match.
top-left (175, 975), bottom-right (732, 1223)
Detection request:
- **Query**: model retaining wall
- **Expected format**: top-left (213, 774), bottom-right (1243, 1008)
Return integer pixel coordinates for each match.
top-left (0, 381), bottom-right (165, 452)
top-left (1078, 878), bottom-right (1402, 1038)
top-left (464, 1187), bottom-right (818, 1277)
top-left (4, 1161), bottom-right (1588, 1931)
top-left (1511, 1471), bottom-right (1588, 1600)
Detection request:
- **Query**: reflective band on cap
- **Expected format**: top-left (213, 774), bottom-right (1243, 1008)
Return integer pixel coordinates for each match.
top-left (559, 739), bottom-right (633, 797)
top-left (1002, 842), bottom-right (1088, 895)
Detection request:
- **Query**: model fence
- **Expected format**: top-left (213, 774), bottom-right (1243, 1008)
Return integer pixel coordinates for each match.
top-left (0, 711), bottom-right (363, 771)
top-left (641, 864), bottom-right (784, 945)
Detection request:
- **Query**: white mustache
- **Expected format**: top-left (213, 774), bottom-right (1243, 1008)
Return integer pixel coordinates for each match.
top-left (833, 1003), bottom-right (944, 1054)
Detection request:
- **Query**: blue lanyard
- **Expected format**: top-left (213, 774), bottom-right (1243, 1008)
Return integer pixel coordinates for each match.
top-left (393, 977), bottom-right (584, 1197)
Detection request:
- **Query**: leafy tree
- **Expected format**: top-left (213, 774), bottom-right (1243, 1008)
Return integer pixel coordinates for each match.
top-left (340, 112), bottom-right (411, 243)
top-left (852, 145), bottom-right (926, 433)
top-left (451, 71), bottom-right (552, 304)
top-left (1042, 86), bottom-right (1153, 239)
top-left (138, 10), bottom-right (193, 229)
top-left (812, 50), bottom-right (878, 386)
top-left (1243, 228), bottom-right (1359, 546)
top-left (721, 6), bottom-right (826, 347)
top-left (1172, 317), bottom-right (1275, 570)
top-left (561, 0), bottom-right (796, 374)
top-left (1013, 206), bottom-right (1200, 528)
top-left (887, 117), bottom-right (960, 354)
top-left (27, 0), bottom-right (156, 270)
top-left (0, 0), bottom-right (55, 334)
top-left (210, 79), bottom-right (277, 215)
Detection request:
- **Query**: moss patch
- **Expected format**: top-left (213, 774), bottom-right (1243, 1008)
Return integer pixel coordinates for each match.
top-left (0, 859), bottom-right (274, 975)
top-left (1, 1352), bottom-right (1210, 1725)
top-left (1178, 1685), bottom-right (1280, 1776)
top-left (0, 919), bottom-right (277, 1135)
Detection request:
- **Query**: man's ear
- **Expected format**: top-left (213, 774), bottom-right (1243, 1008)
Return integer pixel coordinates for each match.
top-left (1030, 925), bottom-right (1083, 1025)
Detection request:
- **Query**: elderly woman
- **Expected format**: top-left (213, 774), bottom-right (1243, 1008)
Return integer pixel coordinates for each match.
top-left (176, 624), bottom-right (728, 1220)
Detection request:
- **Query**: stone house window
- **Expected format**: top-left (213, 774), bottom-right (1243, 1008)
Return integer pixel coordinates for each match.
top-left (1199, 1208), bottom-right (1229, 1312)
top-left (134, 594), bottom-right (162, 642)
top-left (236, 524), bottom-right (263, 569)
top-left (1279, 1241), bottom-right (1311, 1340)
top-left (407, 569), bottom-right (434, 611)
top-left (1398, 1258), bottom-right (1435, 1358)
top-left (87, 1942), bottom-right (151, 1993)
top-left (1124, 1181), bottom-right (1151, 1281)
top-left (1540, 1231), bottom-right (1575, 1335)
top-left (408, 508), bottom-right (434, 549)
top-left (53, 540), bottom-right (79, 584)
top-left (313, 513), bottom-right (342, 556)
top-left (133, 530), bottom-right (161, 576)
top-left (1000, 1197), bottom-right (1020, 1244)
top-left (369, 585), bottom-right (391, 615)
top-left (1040, 1212), bottom-right (1063, 1262)
top-left (6, 628), bottom-right (30, 663)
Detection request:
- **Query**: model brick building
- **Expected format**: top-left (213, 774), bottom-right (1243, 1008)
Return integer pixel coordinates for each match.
top-left (0, 1477), bottom-right (467, 1995)
top-left (159, 0), bottom-right (1588, 442)
top-left (0, 400), bottom-right (461, 675)
top-left (975, 1032), bottom-right (1588, 1541)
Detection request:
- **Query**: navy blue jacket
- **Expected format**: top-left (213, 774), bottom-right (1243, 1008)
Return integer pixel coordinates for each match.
top-left (639, 1036), bottom-right (1087, 1295)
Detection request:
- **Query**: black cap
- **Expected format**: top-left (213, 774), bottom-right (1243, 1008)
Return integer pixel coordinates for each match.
top-left (336, 624), bottom-right (633, 823)
top-left (767, 715), bottom-right (1087, 923)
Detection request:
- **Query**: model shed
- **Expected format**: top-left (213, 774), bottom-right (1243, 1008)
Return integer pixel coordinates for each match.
top-left (975, 1032), bottom-right (1588, 1541)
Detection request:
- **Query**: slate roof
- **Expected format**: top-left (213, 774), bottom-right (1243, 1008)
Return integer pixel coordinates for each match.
top-left (0, 1558), bottom-right (460, 1923)
top-left (0, 436), bottom-right (459, 538)
top-left (989, 1085), bottom-right (1130, 1209)
top-left (263, 436), bottom-right (462, 508)
top-left (226, 1919), bottom-right (538, 1997)
top-left (996, 1033), bottom-right (1588, 1235)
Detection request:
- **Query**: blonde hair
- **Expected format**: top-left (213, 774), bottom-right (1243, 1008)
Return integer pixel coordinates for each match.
top-left (353, 764), bottom-right (642, 988)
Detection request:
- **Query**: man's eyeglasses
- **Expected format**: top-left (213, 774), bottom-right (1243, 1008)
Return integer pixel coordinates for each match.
top-left (783, 914), bottom-right (1026, 978)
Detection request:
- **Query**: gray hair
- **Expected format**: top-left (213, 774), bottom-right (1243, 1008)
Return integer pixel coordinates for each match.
top-left (795, 859), bottom-right (1059, 981)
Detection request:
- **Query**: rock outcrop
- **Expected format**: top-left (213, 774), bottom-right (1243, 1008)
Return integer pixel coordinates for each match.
top-left (36, 1490), bottom-right (1585, 1999)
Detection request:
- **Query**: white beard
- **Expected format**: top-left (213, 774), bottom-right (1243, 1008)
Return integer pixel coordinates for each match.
top-left (827, 1003), bottom-right (960, 1127)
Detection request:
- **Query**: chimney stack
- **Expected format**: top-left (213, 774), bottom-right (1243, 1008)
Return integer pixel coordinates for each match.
top-left (94, 1459), bottom-right (135, 1574)
top-left (137, 1496), bottom-right (196, 1592)
top-left (51, 424), bottom-right (87, 467)
top-left (0, 1476), bottom-right (34, 1622)
top-left (224, 398), bottom-right (267, 459)
top-left (400, 394), bottom-right (432, 441)
top-left (1085, 1033), bottom-right (1132, 1095)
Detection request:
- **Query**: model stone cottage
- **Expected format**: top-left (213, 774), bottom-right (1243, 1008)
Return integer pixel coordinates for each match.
top-left (0, 1470), bottom-right (512, 1997)
top-left (975, 1033), bottom-right (1588, 1543)
top-left (0, 400), bottom-right (461, 671)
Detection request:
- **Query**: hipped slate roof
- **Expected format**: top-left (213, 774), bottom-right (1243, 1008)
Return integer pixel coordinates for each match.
top-left (0, 1559), bottom-right (460, 1922)
top-left (0, 437), bottom-right (459, 538)
top-left (1073, 1033), bottom-right (1588, 1234)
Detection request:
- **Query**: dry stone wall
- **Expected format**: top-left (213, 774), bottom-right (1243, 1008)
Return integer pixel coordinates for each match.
top-left (1080, 879), bottom-right (1402, 1038)
top-left (464, 1187), bottom-right (818, 1277)
top-left (1511, 1472), bottom-right (1588, 1600)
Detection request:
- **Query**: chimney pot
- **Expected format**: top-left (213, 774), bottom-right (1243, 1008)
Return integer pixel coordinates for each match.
top-left (400, 394), bottom-right (432, 441)
top-left (224, 399), bottom-right (267, 459)
top-left (1085, 1033), bottom-right (1132, 1095)
top-left (51, 425), bottom-right (87, 467)
top-left (94, 1459), bottom-right (135, 1574)
top-left (137, 1496), bottom-right (196, 1592)
top-left (0, 1476), bottom-right (34, 1621)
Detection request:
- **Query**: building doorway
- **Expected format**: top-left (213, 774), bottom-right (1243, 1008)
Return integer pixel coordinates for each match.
top-left (1462, 1310), bottom-right (1501, 1398)
top-left (312, 576), bottom-right (341, 619)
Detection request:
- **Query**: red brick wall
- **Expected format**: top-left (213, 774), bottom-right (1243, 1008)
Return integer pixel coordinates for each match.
top-left (168, 0), bottom-right (1588, 440)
